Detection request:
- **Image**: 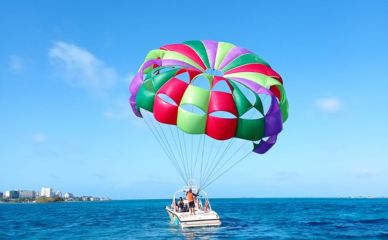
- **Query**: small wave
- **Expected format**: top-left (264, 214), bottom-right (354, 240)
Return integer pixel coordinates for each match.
top-left (357, 218), bottom-right (388, 224)
top-left (334, 224), bottom-right (348, 229)
top-left (377, 232), bottom-right (388, 238)
top-left (307, 221), bottom-right (331, 226)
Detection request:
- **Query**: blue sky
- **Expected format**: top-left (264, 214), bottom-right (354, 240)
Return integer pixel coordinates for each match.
top-left (0, 0), bottom-right (387, 199)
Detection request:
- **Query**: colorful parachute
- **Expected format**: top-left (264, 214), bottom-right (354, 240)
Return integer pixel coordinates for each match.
top-left (129, 40), bottom-right (288, 189)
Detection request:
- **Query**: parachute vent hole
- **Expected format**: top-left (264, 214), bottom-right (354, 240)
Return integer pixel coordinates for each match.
top-left (205, 68), bottom-right (223, 77)
top-left (157, 94), bottom-right (178, 106)
top-left (175, 72), bottom-right (190, 83)
top-left (209, 111), bottom-right (236, 119)
top-left (258, 94), bottom-right (272, 115)
top-left (180, 104), bottom-right (206, 116)
top-left (254, 136), bottom-right (270, 145)
top-left (142, 73), bottom-right (148, 80)
top-left (240, 108), bottom-right (263, 119)
top-left (212, 80), bottom-right (232, 93)
top-left (191, 75), bottom-right (211, 90)
top-left (233, 81), bottom-right (257, 105)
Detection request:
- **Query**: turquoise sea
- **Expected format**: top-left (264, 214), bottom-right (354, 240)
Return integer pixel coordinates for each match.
top-left (1, 198), bottom-right (388, 239)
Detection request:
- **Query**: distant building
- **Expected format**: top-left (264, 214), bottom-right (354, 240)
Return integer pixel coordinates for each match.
top-left (41, 187), bottom-right (53, 198)
top-left (4, 190), bottom-right (19, 199)
top-left (81, 196), bottom-right (90, 201)
top-left (55, 191), bottom-right (62, 197)
top-left (64, 193), bottom-right (74, 199)
top-left (19, 190), bottom-right (36, 199)
top-left (0, 192), bottom-right (3, 199)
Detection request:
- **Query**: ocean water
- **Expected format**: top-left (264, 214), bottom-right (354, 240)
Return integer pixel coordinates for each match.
top-left (1, 198), bottom-right (388, 239)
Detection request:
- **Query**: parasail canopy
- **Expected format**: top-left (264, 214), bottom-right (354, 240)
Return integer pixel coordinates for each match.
top-left (129, 40), bottom-right (288, 190)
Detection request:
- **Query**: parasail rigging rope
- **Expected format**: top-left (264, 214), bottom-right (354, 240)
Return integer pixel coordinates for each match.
top-left (139, 78), bottom-right (270, 190)
top-left (141, 109), bottom-right (254, 190)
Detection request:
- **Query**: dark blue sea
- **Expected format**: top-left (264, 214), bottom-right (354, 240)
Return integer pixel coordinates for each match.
top-left (1, 198), bottom-right (388, 239)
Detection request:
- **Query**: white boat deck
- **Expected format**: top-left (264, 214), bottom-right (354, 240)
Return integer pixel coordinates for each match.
top-left (166, 186), bottom-right (221, 228)
top-left (166, 207), bottom-right (221, 227)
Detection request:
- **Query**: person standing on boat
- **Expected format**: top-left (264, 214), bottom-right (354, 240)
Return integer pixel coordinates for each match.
top-left (204, 199), bottom-right (209, 212)
top-left (186, 188), bottom-right (198, 215)
top-left (178, 197), bottom-right (184, 212)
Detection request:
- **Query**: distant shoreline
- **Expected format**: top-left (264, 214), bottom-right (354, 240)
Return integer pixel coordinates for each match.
top-left (2, 197), bottom-right (387, 203)
top-left (88, 197), bottom-right (388, 201)
top-left (0, 199), bottom-right (111, 204)
top-left (0, 196), bottom-right (111, 204)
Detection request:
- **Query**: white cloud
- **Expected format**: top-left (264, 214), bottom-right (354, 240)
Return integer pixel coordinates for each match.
top-left (103, 99), bottom-right (130, 120)
top-left (125, 73), bottom-right (135, 85)
top-left (353, 168), bottom-right (376, 178)
top-left (94, 173), bottom-right (106, 180)
top-left (274, 171), bottom-right (298, 181)
top-left (32, 133), bottom-right (47, 143)
top-left (48, 41), bottom-right (138, 121)
top-left (62, 141), bottom-right (84, 155)
top-left (103, 111), bottom-right (128, 120)
top-left (49, 41), bottom-right (117, 93)
top-left (9, 55), bottom-right (24, 73)
top-left (315, 97), bottom-right (342, 113)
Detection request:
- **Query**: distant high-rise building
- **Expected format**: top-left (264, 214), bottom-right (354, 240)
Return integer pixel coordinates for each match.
top-left (55, 191), bottom-right (62, 197)
top-left (0, 192), bottom-right (3, 199)
top-left (4, 191), bottom-right (10, 198)
top-left (19, 190), bottom-right (36, 199)
top-left (4, 190), bottom-right (19, 199)
top-left (64, 192), bottom-right (74, 199)
top-left (41, 187), bottom-right (53, 198)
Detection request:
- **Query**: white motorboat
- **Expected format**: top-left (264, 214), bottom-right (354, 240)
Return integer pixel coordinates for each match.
top-left (166, 186), bottom-right (221, 228)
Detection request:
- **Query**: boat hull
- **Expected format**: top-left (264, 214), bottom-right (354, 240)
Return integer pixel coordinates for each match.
top-left (166, 207), bottom-right (221, 228)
